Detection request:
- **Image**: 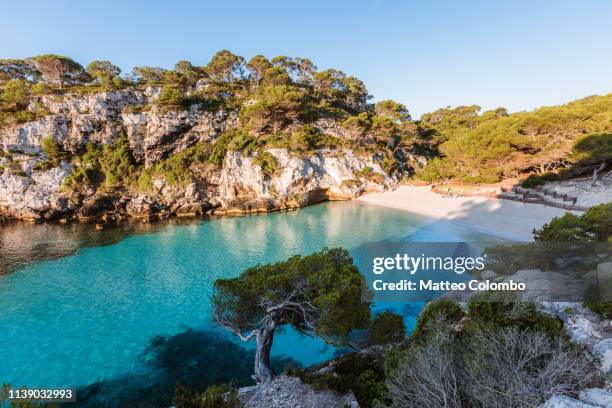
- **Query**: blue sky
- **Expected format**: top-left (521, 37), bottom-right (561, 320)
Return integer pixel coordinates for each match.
top-left (1, 0), bottom-right (611, 117)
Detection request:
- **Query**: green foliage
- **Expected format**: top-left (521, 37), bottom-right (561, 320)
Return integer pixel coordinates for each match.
top-left (418, 94), bottom-right (612, 183)
top-left (246, 55), bottom-right (272, 87)
top-left (375, 99), bottom-right (411, 122)
top-left (64, 134), bottom-right (134, 189)
top-left (32, 135), bottom-right (67, 171)
top-left (0, 52), bottom-right (416, 180)
top-left (293, 352), bottom-right (386, 408)
top-left (172, 382), bottom-right (241, 408)
top-left (138, 142), bottom-right (211, 189)
top-left (253, 151), bottom-right (278, 177)
top-left (174, 60), bottom-right (205, 86)
top-left (63, 142), bottom-right (103, 187)
top-left (533, 202), bottom-right (612, 320)
top-left (291, 125), bottom-right (330, 151)
top-left (132, 66), bottom-right (165, 85)
top-left (158, 85), bottom-right (185, 107)
top-left (534, 203), bottom-right (612, 242)
top-left (2, 79), bottom-right (29, 107)
top-left (384, 297), bottom-right (592, 408)
top-left (31, 82), bottom-right (52, 95)
top-left (41, 135), bottom-right (66, 164)
top-left (416, 157), bottom-right (453, 182)
top-left (355, 166), bottom-right (385, 183)
top-left (213, 248), bottom-right (371, 346)
top-left (367, 310), bottom-right (406, 345)
top-left (86, 60), bottom-right (121, 86)
top-left (570, 132), bottom-right (612, 165)
top-left (1, 160), bottom-right (26, 176)
top-left (32, 54), bottom-right (87, 89)
top-left (411, 299), bottom-right (465, 341)
top-left (99, 133), bottom-right (134, 187)
top-left (584, 300), bottom-right (612, 320)
top-left (264, 125), bottom-right (341, 154)
top-left (241, 84), bottom-right (309, 135)
top-left (207, 129), bottom-right (248, 167)
top-left (228, 132), bottom-right (260, 155)
top-left (206, 50), bottom-right (245, 83)
top-left (466, 295), bottom-right (564, 337)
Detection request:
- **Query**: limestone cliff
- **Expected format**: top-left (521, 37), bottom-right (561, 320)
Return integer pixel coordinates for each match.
top-left (0, 88), bottom-right (397, 221)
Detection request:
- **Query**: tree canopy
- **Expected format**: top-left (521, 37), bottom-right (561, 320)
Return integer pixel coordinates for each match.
top-left (1, 50), bottom-right (610, 186)
top-left (213, 247), bottom-right (370, 384)
top-left (418, 94), bottom-right (612, 183)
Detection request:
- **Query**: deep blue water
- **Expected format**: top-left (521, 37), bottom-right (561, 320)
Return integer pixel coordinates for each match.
top-left (0, 201), bottom-right (500, 406)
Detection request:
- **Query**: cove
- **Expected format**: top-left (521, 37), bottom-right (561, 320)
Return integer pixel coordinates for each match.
top-left (0, 201), bottom-right (500, 406)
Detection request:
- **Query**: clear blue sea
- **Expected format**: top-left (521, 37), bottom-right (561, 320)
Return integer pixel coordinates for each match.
top-left (0, 201), bottom-right (501, 406)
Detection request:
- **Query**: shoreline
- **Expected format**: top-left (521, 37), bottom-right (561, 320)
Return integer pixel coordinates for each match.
top-left (357, 185), bottom-right (572, 242)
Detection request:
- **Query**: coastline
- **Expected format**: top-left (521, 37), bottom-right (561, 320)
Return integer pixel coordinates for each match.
top-left (357, 185), bottom-right (571, 241)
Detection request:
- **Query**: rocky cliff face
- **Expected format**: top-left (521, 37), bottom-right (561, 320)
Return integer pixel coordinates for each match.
top-left (0, 89), bottom-right (395, 221)
top-left (0, 88), bottom-right (238, 164)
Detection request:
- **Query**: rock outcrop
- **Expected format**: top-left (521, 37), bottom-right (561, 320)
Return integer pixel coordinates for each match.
top-left (539, 389), bottom-right (612, 408)
top-left (0, 89), bottom-right (396, 221)
top-left (0, 88), bottom-right (238, 165)
top-left (239, 374), bottom-right (359, 408)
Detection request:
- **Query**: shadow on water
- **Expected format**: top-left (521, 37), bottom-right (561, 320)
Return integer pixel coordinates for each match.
top-left (0, 217), bottom-right (214, 275)
top-left (72, 329), bottom-right (298, 408)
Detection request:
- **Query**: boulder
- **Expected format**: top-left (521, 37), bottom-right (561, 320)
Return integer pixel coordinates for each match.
top-left (578, 389), bottom-right (612, 407)
top-left (597, 263), bottom-right (612, 302)
top-left (593, 338), bottom-right (612, 380)
top-left (240, 374), bottom-right (359, 408)
top-left (539, 395), bottom-right (598, 408)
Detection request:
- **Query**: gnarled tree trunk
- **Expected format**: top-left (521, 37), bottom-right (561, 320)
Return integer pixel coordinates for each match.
top-left (254, 318), bottom-right (276, 385)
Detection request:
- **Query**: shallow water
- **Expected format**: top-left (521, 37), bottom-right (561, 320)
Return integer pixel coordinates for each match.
top-left (0, 201), bottom-right (501, 406)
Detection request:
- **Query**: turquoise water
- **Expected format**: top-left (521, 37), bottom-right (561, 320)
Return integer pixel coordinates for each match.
top-left (0, 201), bottom-right (499, 405)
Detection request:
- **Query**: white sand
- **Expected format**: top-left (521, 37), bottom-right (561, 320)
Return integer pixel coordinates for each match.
top-left (358, 186), bottom-right (571, 241)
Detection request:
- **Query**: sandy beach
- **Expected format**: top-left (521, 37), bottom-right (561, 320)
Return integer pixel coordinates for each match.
top-left (358, 186), bottom-right (571, 241)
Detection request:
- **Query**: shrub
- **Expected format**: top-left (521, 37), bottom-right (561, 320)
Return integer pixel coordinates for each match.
top-left (521, 172), bottom-right (560, 188)
top-left (2, 79), bottom-right (29, 107)
top-left (172, 382), bottom-right (241, 408)
top-left (466, 296), bottom-right (564, 338)
top-left (411, 299), bottom-right (464, 341)
top-left (31, 82), bottom-right (53, 95)
top-left (253, 151), bottom-right (278, 177)
top-left (534, 203), bottom-right (612, 242)
top-left (386, 299), bottom-right (600, 408)
top-left (584, 284), bottom-right (612, 319)
top-left (158, 85), bottom-right (185, 107)
top-left (228, 132), bottom-right (259, 155)
top-left (207, 130), bottom-right (244, 167)
top-left (2, 161), bottom-right (26, 176)
top-left (387, 320), bottom-right (461, 408)
top-left (64, 134), bottom-right (135, 189)
top-left (63, 142), bottom-right (103, 188)
top-left (138, 142), bottom-right (210, 189)
top-left (367, 310), bottom-right (406, 345)
top-left (41, 135), bottom-right (67, 165)
top-left (584, 299), bottom-right (612, 320)
top-left (294, 352), bottom-right (386, 408)
top-left (99, 133), bottom-right (134, 187)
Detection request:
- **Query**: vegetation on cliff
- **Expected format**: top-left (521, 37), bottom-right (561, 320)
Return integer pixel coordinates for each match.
top-left (417, 94), bottom-right (612, 183)
top-left (383, 296), bottom-right (600, 408)
top-left (1, 53), bottom-right (610, 190)
top-left (0, 52), bottom-right (425, 199)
